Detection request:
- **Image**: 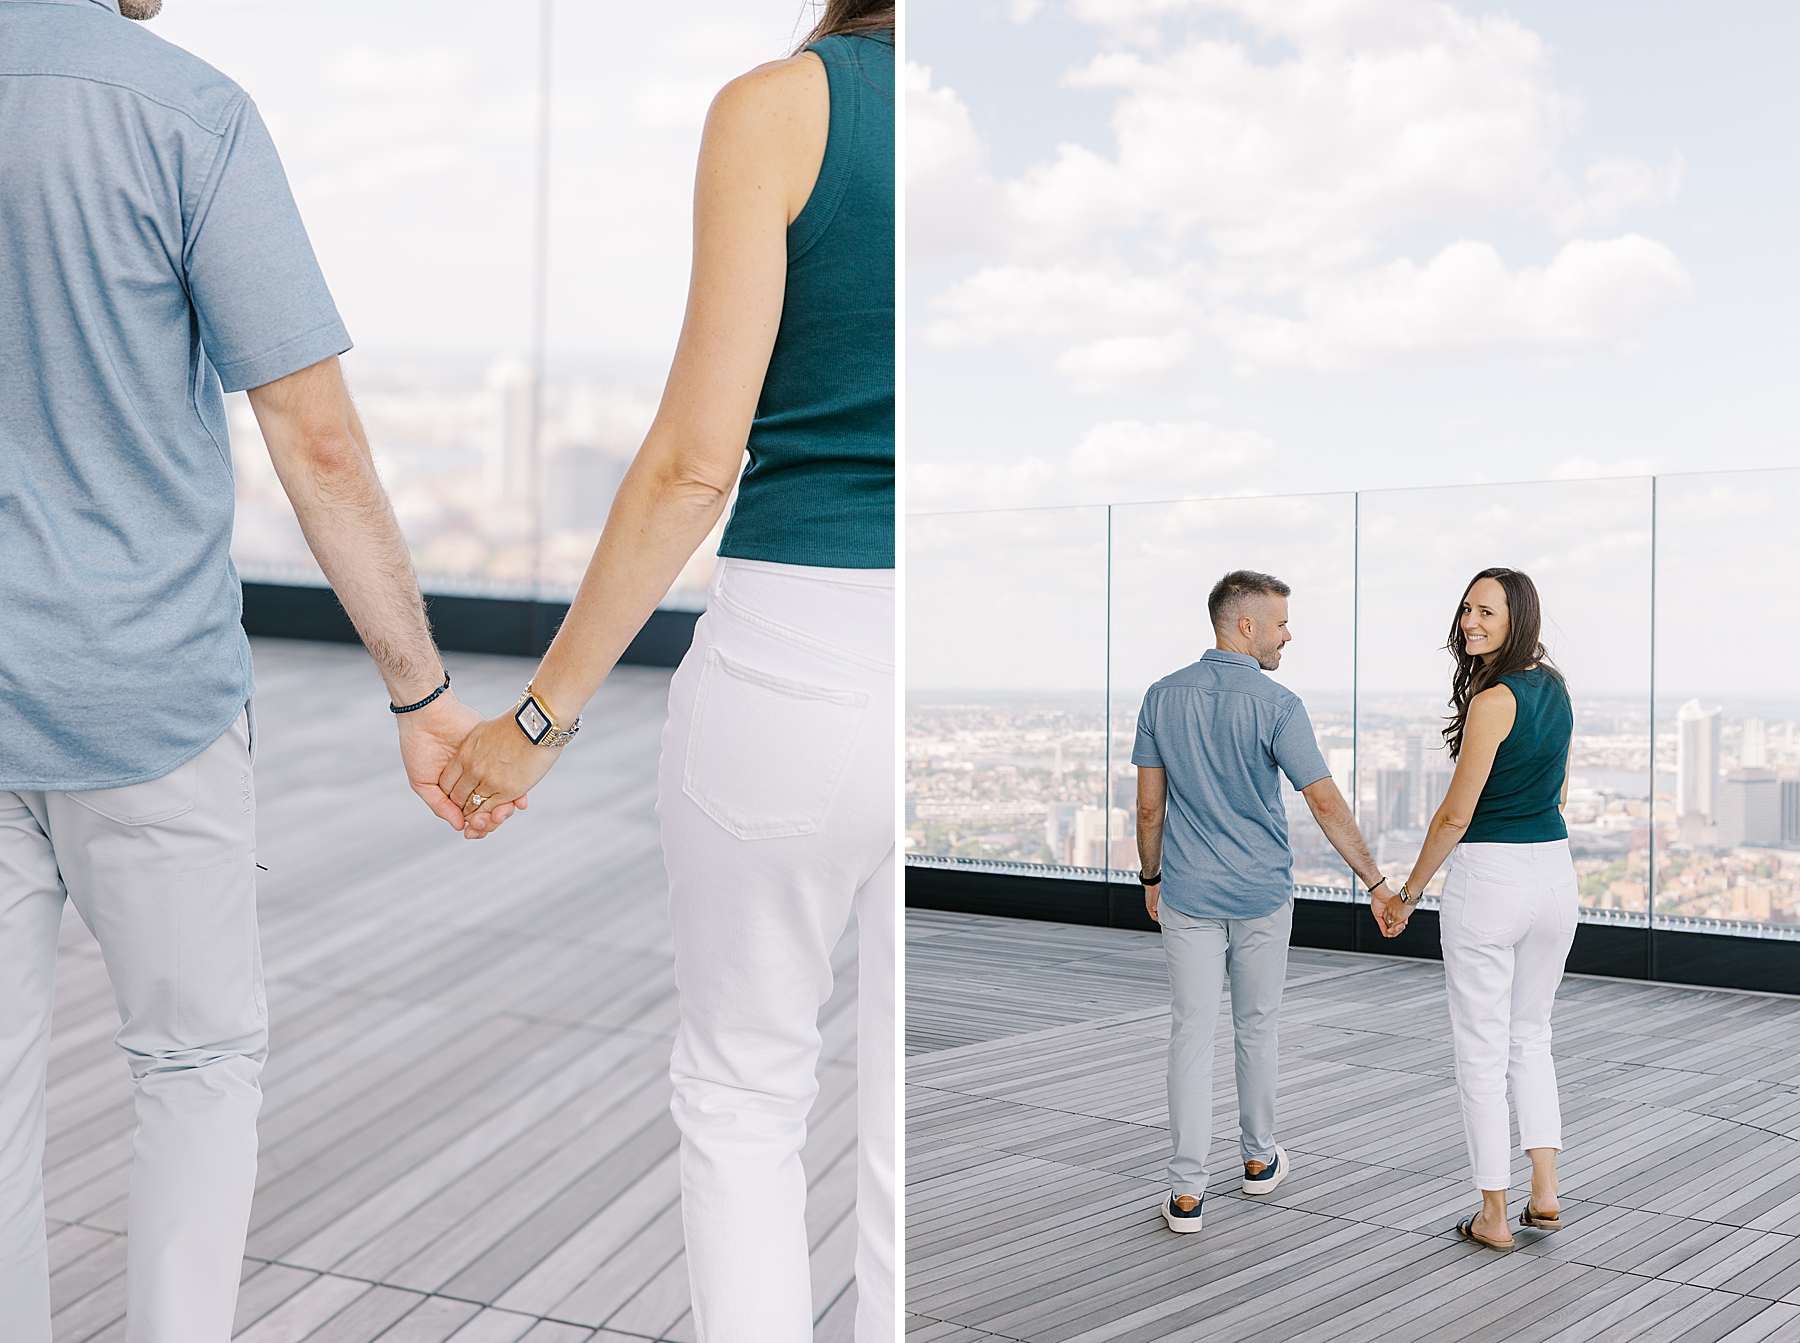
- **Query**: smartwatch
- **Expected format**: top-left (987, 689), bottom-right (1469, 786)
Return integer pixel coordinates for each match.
top-left (514, 683), bottom-right (581, 748)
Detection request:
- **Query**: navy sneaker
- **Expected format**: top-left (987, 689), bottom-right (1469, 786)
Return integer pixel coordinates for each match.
top-left (1242, 1145), bottom-right (1289, 1195)
top-left (1162, 1192), bottom-right (1204, 1232)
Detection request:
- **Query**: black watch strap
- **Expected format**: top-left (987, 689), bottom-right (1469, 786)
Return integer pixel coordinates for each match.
top-left (1139, 869), bottom-right (1161, 887)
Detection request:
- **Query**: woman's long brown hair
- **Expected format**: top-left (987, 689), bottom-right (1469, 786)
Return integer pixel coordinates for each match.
top-left (795, 0), bottom-right (895, 50)
top-left (1443, 567), bottom-right (1562, 759)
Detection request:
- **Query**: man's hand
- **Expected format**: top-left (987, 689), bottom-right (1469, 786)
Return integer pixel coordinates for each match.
top-left (1369, 886), bottom-right (1407, 938)
top-left (398, 695), bottom-right (521, 835)
top-left (1145, 879), bottom-right (1161, 924)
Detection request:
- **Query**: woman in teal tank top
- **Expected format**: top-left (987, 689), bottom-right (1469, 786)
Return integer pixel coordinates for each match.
top-left (1377, 568), bottom-right (1578, 1255)
top-left (437, 5), bottom-right (894, 1337)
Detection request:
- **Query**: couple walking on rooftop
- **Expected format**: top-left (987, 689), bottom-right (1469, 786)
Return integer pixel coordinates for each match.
top-left (1138, 567), bottom-right (1576, 1252)
top-left (0, 0), bottom-right (893, 1339)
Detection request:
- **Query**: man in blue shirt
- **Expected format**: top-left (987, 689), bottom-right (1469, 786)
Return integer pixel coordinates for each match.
top-left (1133, 570), bottom-right (1400, 1233)
top-left (0, 2), bottom-right (515, 1335)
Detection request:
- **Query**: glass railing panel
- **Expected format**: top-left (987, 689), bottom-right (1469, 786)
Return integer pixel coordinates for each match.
top-left (1355, 479), bottom-right (1655, 917)
top-left (155, 6), bottom-right (543, 598)
top-left (906, 508), bottom-right (1110, 868)
top-left (1653, 469), bottom-right (1800, 936)
top-left (536, 3), bottom-right (802, 606)
top-left (1109, 494), bottom-right (1357, 886)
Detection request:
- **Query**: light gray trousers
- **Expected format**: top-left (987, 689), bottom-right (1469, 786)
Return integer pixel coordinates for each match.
top-left (1161, 898), bottom-right (1292, 1199)
top-left (0, 712), bottom-right (265, 1343)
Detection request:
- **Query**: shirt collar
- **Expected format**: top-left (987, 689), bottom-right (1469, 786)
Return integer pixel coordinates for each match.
top-left (1202, 648), bottom-right (1262, 669)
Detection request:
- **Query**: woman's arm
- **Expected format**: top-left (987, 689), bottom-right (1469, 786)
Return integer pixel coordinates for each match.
top-left (440, 54), bottom-right (829, 828)
top-left (1399, 686), bottom-right (1516, 901)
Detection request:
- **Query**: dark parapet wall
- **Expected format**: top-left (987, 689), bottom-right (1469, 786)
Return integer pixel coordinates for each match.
top-left (240, 581), bottom-right (699, 668)
top-left (905, 859), bottom-right (1800, 997)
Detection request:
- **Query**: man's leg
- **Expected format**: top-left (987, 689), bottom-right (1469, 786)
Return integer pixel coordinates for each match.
top-left (0, 794), bottom-right (68, 1343)
top-left (1226, 900), bottom-right (1293, 1170)
top-left (1160, 905), bottom-right (1228, 1201)
top-left (45, 712), bottom-right (265, 1343)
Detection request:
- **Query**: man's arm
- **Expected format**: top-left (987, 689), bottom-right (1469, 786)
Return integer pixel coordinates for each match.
top-left (1300, 777), bottom-right (1404, 935)
top-left (1136, 766), bottom-right (1167, 924)
top-left (246, 355), bottom-right (506, 833)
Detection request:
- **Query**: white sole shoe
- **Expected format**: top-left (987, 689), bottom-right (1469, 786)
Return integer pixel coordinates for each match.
top-left (1162, 1194), bottom-right (1204, 1232)
top-left (1242, 1145), bottom-right (1289, 1195)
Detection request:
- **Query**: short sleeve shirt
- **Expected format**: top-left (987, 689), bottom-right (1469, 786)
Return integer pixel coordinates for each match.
top-left (1132, 649), bottom-right (1332, 920)
top-left (0, 0), bottom-right (352, 789)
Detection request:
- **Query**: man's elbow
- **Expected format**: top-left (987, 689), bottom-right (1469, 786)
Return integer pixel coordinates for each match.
top-left (279, 429), bottom-right (369, 494)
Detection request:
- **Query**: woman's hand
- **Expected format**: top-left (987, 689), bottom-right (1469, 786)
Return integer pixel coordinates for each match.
top-left (437, 715), bottom-right (557, 840)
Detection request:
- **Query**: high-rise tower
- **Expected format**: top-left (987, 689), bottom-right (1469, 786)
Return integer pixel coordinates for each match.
top-left (1676, 699), bottom-right (1721, 838)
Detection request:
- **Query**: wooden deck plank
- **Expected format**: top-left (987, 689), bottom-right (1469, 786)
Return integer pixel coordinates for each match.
top-left (43, 639), bottom-right (858, 1341)
top-left (907, 909), bottom-right (1800, 1343)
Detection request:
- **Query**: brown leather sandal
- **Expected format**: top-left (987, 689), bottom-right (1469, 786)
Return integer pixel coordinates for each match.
top-left (1519, 1201), bottom-right (1563, 1231)
top-left (1457, 1214), bottom-right (1516, 1251)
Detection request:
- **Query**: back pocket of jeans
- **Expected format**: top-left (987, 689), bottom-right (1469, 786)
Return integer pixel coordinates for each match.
top-left (682, 648), bottom-right (869, 840)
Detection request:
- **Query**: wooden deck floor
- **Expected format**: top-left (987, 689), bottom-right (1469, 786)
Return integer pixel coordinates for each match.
top-left (906, 908), bottom-right (1800, 1343)
top-left (46, 637), bottom-right (860, 1342)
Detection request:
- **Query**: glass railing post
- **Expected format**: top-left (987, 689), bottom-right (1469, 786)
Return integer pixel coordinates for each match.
top-left (1648, 474), bottom-right (1658, 980)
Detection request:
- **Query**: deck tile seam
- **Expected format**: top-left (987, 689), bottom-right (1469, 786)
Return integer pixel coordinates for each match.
top-left (905, 1091), bottom-right (1800, 1242)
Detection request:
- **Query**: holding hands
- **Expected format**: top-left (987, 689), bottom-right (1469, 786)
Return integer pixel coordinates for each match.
top-left (438, 710), bottom-right (560, 840)
top-left (1368, 878), bottom-right (1413, 938)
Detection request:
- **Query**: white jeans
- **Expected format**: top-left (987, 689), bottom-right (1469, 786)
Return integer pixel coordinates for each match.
top-left (659, 558), bottom-right (894, 1343)
top-left (1439, 839), bottom-right (1578, 1193)
top-left (0, 711), bottom-right (264, 1343)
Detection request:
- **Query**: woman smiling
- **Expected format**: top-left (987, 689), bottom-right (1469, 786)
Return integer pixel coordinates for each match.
top-left (1378, 567), bottom-right (1577, 1252)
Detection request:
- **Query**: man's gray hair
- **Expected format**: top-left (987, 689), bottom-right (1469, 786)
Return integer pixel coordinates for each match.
top-left (1207, 569), bottom-right (1290, 632)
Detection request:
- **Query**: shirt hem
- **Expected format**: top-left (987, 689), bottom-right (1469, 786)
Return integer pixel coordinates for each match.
top-left (0, 697), bottom-right (248, 793)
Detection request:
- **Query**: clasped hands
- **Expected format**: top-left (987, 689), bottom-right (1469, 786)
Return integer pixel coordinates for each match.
top-left (1369, 880), bottom-right (1412, 938)
top-left (394, 692), bottom-right (562, 841)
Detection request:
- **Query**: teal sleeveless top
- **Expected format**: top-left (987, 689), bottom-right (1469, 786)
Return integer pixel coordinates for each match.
top-left (1463, 669), bottom-right (1572, 845)
top-left (719, 33), bottom-right (894, 570)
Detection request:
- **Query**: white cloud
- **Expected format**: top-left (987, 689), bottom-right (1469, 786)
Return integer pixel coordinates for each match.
top-left (908, 418), bottom-right (1278, 512)
top-left (906, 63), bottom-right (1004, 265)
top-left (918, 0), bottom-right (1692, 386)
top-left (1220, 234), bottom-right (1694, 370)
top-left (924, 263), bottom-right (1194, 347)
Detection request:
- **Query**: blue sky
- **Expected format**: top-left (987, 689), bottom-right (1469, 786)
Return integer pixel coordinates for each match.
top-left (906, 0), bottom-right (1800, 513)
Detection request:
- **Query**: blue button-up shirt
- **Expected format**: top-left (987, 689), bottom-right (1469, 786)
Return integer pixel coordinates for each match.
top-left (1132, 649), bottom-right (1332, 921)
top-left (1, 0), bottom-right (351, 789)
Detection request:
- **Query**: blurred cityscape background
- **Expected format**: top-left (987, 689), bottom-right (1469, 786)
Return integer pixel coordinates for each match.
top-left (148, 0), bottom-right (812, 602)
top-left (907, 470), bottom-right (1800, 937)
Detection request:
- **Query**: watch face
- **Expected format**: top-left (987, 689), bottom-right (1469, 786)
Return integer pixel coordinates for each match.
top-left (516, 696), bottom-right (550, 743)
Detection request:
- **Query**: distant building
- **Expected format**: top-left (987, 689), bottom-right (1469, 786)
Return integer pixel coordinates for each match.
top-left (486, 359), bottom-right (536, 503)
top-left (1327, 747), bottom-right (1354, 804)
top-left (1071, 806), bottom-right (1123, 869)
top-left (1676, 700), bottom-right (1721, 840)
top-left (1045, 801), bottom-right (1079, 856)
top-left (1781, 778), bottom-right (1800, 849)
top-left (1717, 769), bottom-right (1781, 849)
top-left (1377, 769), bottom-right (1408, 834)
top-left (1424, 769), bottom-right (1454, 824)
top-left (1743, 718), bottom-right (1768, 770)
top-left (544, 447), bottom-right (626, 531)
top-left (1405, 728), bottom-right (1425, 827)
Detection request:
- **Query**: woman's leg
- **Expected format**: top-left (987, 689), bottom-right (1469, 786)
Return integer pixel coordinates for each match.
top-left (853, 849), bottom-right (895, 1341)
top-left (1440, 852), bottom-right (1530, 1240)
top-left (659, 563), bottom-right (892, 1342)
top-left (1510, 842), bottom-right (1579, 1219)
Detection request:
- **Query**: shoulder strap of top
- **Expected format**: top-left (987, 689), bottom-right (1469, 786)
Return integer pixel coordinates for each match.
top-left (789, 35), bottom-right (866, 263)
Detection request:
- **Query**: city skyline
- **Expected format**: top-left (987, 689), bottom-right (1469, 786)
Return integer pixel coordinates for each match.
top-left (907, 690), bottom-right (1800, 928)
